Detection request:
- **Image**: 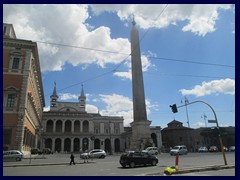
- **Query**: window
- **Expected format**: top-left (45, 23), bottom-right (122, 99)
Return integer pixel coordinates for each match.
top-left (115, 128), bottom-right (119, 134)
top-left (3, 129), bottom-right (12, 145)
top-left (3, 26), bottom-right (7, 35)
top-left (7, 94), bottom-right (15, 107)
top-left (95, 129), bottom-right (99, 134)
top-left (12, 57), bottom-right (20, 70)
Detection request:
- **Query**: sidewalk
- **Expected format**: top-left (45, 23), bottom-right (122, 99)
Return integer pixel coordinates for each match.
top-left (3, 154), bottom-right (96, 167)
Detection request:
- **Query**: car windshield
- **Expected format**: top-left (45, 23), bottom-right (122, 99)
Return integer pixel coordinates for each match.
top-left (173, 146), bottom-right (180, 149)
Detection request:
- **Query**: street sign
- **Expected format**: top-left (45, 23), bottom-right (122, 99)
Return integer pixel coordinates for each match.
top-left (208, 120), bottom-right (217, 123)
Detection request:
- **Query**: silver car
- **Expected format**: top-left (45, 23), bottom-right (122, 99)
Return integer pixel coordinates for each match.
top-left (170, 145), bottom-right (188, 155)
top-left (80, 149), bottom-right (106, 159)
top-left (3, 150), bottom-right (23, 161)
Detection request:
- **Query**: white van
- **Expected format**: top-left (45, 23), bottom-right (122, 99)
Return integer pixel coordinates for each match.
top-left (142, 147), bottom-right (158, 155)
top-left (170, 145), bottom-right (188, 155)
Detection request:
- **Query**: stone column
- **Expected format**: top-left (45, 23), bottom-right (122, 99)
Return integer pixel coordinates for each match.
top-left (71, 138), bottom-right (74, 152)
top-left (62, 120), bottom-right (65, 133)
top-left (80, 121), bottom-right (83, 132)
top-left (61, 138), bottom-right (64, 152)
top-left (53, 120), bottom-right (56, 133)
top-left (52, 138), bottom-right (55, 152)
top-left (71, 120), bottom-right (74, 133)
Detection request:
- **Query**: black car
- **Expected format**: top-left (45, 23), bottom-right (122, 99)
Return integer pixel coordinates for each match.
top-left (31, 148), bottom-right (42, 155)
top-left (119, 151), bottom-right (158, 168)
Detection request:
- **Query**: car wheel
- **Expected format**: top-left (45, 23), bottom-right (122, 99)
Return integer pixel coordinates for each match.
top-left (16, 157), bottom-right (21, 161)
top-left (152, 160), bottom-right (157, 166)
top-left (155, 152), bottom-right (158, 155)
top-left (100, 155), bottom-right (105, 158)
top-left (121, 164), bottom-right (126, 168)
top-left (130, 162), bottom-right (135, 168)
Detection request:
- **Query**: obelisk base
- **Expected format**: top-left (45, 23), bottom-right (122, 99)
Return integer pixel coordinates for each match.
top-left (130, 120), bottom-right (153, 151)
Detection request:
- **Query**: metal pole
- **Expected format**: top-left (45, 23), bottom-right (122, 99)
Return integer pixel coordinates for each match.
top-left (177, 100), bottom-right (227, 165)
top-left (185, 104), bottom-right (190, 128)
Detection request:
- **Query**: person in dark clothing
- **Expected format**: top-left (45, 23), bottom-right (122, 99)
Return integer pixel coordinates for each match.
top-left (70, 152), bottom-right (75, 165)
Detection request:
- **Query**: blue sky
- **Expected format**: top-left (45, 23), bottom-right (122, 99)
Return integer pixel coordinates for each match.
top-left (3, 4), bottom-right (235, 128)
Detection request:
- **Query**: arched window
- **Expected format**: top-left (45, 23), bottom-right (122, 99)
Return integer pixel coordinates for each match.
top-left (46, 120), bottom-right (53, 132)
top-left (65, 120), bottom-right (72, 133)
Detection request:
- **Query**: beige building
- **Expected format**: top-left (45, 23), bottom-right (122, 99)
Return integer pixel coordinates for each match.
top-left (3, 23), bottom-right (45, 153)
top-left (42, 84), bottom-right (162, 153)
top-left (42, 84), bottom-right (125, 153)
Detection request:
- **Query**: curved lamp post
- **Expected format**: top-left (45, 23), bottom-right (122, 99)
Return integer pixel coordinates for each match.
top-left (177, 100), bottom-right (227, 165)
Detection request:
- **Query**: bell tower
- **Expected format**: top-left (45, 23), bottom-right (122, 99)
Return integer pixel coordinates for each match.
top-left (78, 84), bottom-right (86, 111)
top-left (50, 81), bottom-right (58, 107)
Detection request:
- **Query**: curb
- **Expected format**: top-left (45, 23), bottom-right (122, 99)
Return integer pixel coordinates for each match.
top-left (147, 164), bottom-right (235, 176)
top-left (173, 164), bottom-right (235, 175)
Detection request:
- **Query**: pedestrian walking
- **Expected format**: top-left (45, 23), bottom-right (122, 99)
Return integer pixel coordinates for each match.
top-left (69, 152), bottom-right (76, 165)
top-left (84, 150), bottom-right (88, 163)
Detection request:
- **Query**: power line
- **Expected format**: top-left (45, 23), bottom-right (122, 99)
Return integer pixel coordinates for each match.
top-left (44, 70), bottom-right (114, 97)
top-left (115, 70), bottom-right (234, 79)
top-left (36, 40), bottom-right (129, 55)
top-left (148, 56), bottom-right (234, 68)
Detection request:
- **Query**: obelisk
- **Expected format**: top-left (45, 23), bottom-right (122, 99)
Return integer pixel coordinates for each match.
top-left (130, 17), bottom-right (152, 150)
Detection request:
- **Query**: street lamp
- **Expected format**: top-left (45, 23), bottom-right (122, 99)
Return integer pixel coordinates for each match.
top-left (176, 100), bottom-right (227, 165)
top-left (201, 113), bottom-right (207, 128)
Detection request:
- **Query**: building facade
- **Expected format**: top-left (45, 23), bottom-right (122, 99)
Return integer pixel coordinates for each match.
top-left (42, 84), bottom-right (162, 153)
top-left (42, 85), bottom-right (126, 153)
top-left (3, 23), bottom-right (45, 152)
top-left (162, 120), bottom-right (235, 152)
top-left (161, 120), bottom-right (194, 152)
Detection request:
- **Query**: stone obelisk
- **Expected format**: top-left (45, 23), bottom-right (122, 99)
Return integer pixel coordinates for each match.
top-left (130, 17), bottom-right (152, 150)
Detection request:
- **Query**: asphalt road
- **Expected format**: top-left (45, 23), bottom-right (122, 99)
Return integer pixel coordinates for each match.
top-left (3, 152), bottom-right (235, 176)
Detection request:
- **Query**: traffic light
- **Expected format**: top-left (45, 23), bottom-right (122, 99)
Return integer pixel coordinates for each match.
top-left (170, 104), bottom-right (178, 113)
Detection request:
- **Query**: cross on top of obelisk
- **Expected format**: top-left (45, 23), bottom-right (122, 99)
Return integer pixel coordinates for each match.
top-left (132, 14), bottom-right (136, 26)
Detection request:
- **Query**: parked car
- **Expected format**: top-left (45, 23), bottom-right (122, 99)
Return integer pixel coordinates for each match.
top-left (31, 148), bottom-right (42, 155)
top-left (80, 149), bottom-right (106, 159)
top-left (198, 146), bottom-right (208, 152)
top-left (223, 146), bottom-right (228, 152)
top-left (3, 150), bottom-right (23, 161)
top-left (42, 148), bottom-right (53, 154)
top-left (119, 151), bottom-right (158, 168)
top-left (142, 147), bottom-right (159, 155)
top-left (229, 146), bottom-right (235, 152)
top-left (170, 145), bottom-right (188, 155)
top-left (209, 146), bottom-right (218, 152)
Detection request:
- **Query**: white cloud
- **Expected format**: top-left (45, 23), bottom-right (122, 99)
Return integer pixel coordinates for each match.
top-left (59, 93), bottom-right (78, 100)
top-left (179, 78), bottom-right (235, 97)
top-left (98, 93), bottom-right (158, 126)
top-left (86, 104), bottom-right (99, 113)
top-left (43, 106), bottom-right (50, 112)
top-left (90, 4), bottom-right (232, 36)
top-left (193, 121), bottom-right (206, 128)
top-left (3, 4), bottom-right (130, 72)
top-left (113, 54), bottom-right (152, 80)
top-left (3, 4), bottom-right (232, 75)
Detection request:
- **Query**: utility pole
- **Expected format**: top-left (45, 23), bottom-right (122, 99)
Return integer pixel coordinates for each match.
top-left (201, 113), bottom-right (208, 128)
top-left (181, 97), bottom-right (190, 128)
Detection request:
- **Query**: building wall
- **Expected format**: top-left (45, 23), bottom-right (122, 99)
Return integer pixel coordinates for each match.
top-left (3, 23), bottom-right (45, 153)
top-left (42, 111), bottom-right (124, 153)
